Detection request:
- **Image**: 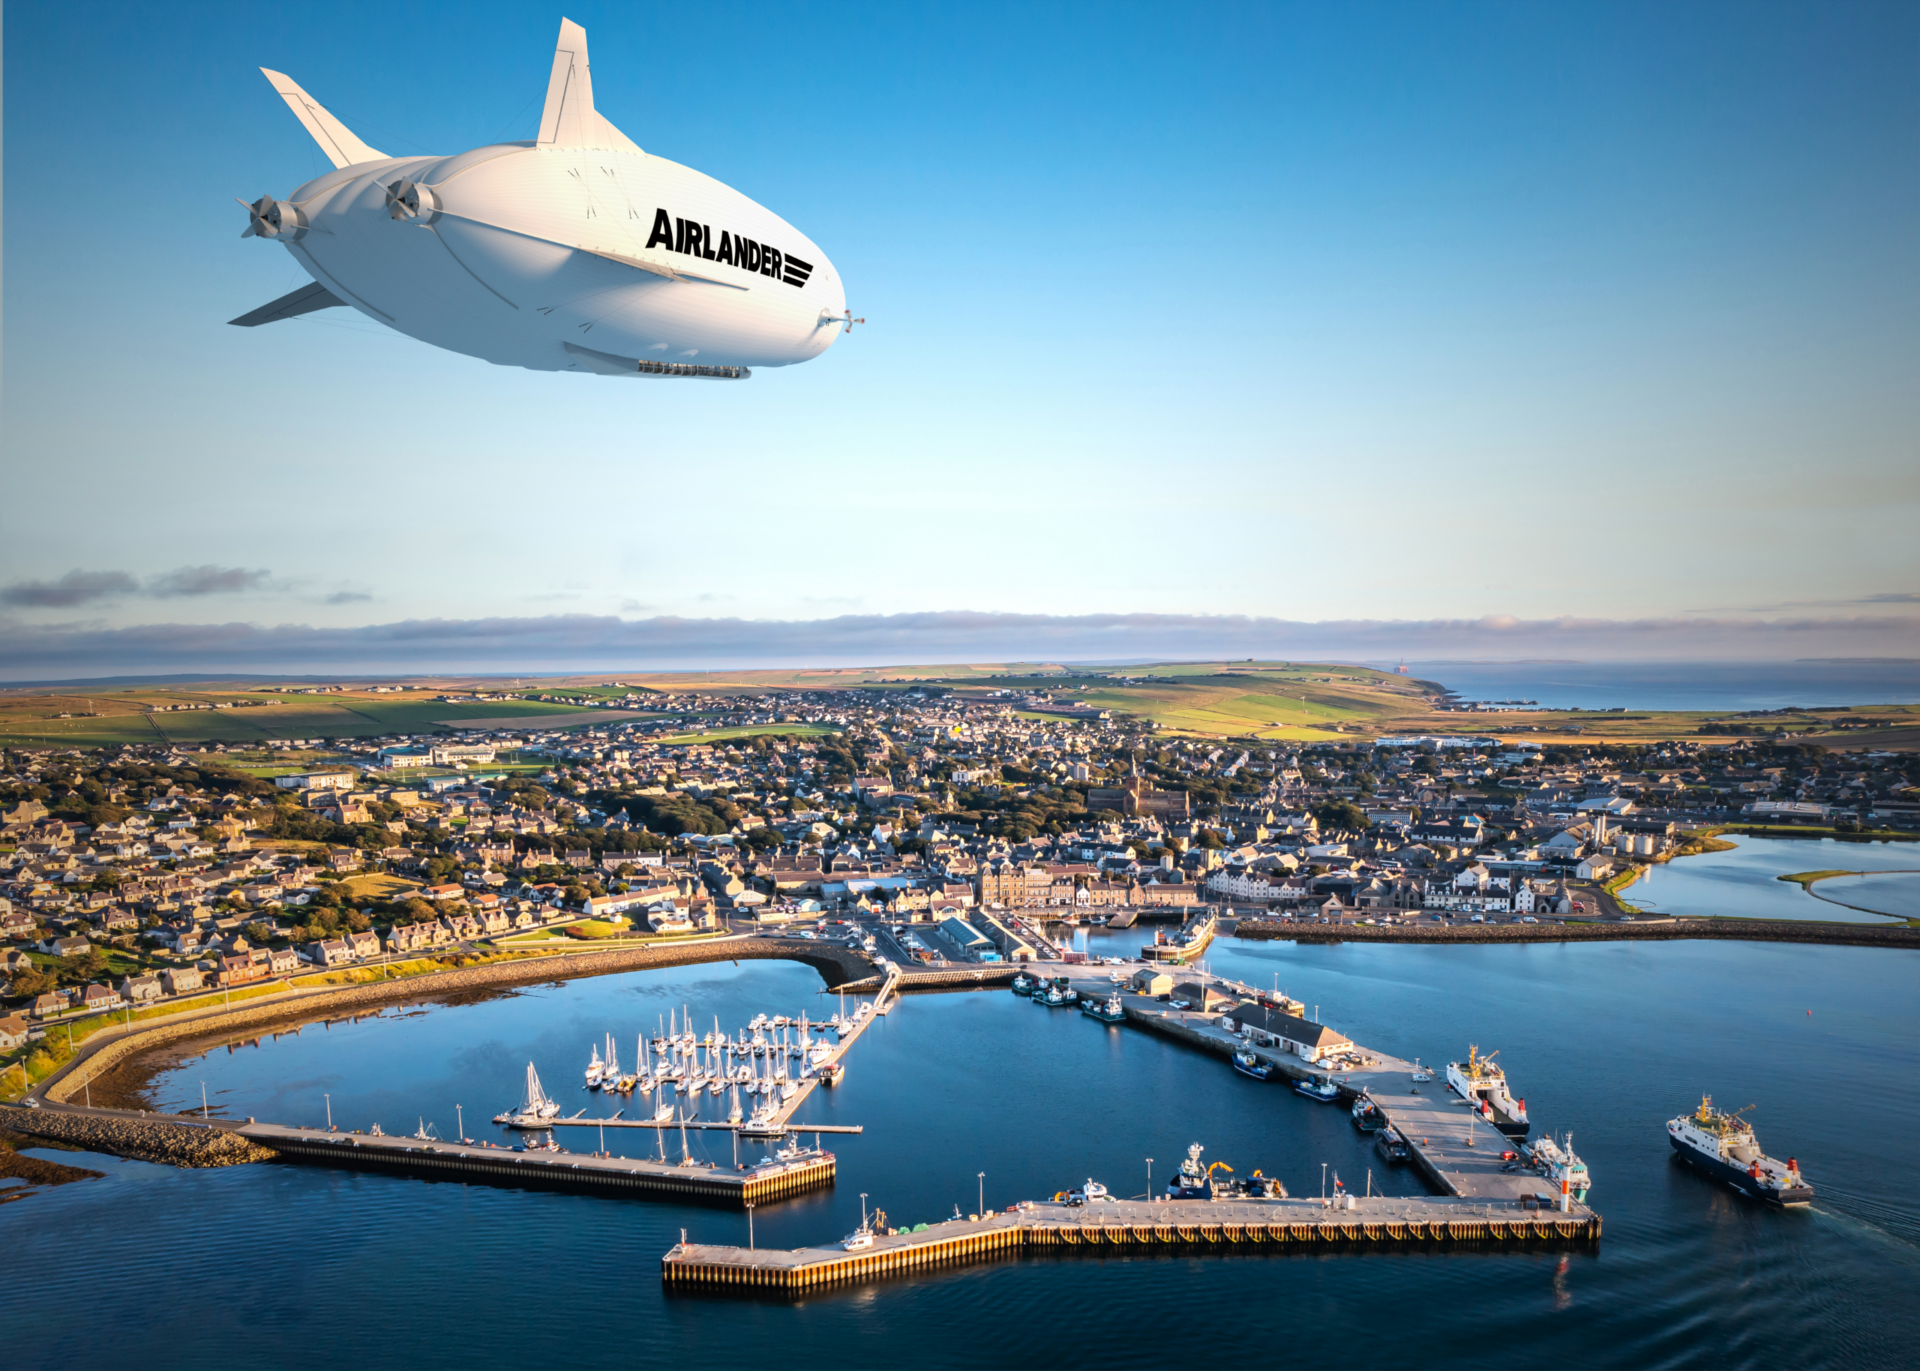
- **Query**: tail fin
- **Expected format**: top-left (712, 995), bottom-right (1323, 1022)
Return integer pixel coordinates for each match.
top-left (260, 69), bottom-right (387, 169)
top-left (538, 18), bottom-right (642, 153)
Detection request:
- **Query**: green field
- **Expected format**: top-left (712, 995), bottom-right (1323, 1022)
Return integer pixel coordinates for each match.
top-left (0, 689), bottom-right (604, 748)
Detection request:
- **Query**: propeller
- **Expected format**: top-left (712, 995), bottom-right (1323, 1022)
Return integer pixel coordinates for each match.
top-left (821, 309), bottom-right (866, 334)
top-left (237, 195), bottom-right (308, 241)
top-left (383, 178), bottom-right (440, 223)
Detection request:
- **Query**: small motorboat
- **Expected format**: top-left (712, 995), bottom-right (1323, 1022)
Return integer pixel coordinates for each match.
top-left (1376, 1126), bottom-right (1413, 1164)
top-left (1351, 1094), bottom-right (1387, 1133)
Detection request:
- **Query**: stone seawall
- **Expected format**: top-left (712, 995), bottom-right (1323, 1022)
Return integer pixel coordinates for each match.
top-left (1235, 919), bottom-right (1920, 949)
top-left (42, 938), bottom-right (877, 1109)
top-left (0, 1105), bottom-right (277, 1168)
top-left (841, 965), bottom-right (1022, 994)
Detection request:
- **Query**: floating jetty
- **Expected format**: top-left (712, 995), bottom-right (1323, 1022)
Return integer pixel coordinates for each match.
top-left (243, 1122), bottom-right (835, 1205)
top-left (662, 1194), bottom-right (1600, 1294)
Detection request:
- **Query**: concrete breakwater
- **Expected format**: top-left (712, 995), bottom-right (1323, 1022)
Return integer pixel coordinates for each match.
top-left (39, 937), bottom-right (877, 1112)
top-left (1236, 918), bottom-right (1920, 949)
top-left (0, 1104), bottom-right (277, 1168)
top-left (837, 965), bottom-right (1021, 995)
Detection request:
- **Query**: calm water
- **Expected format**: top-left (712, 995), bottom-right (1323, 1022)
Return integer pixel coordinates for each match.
top-left (1629, 835), bottom-right (1920, 922)
top-left (1388, 660), bottom-right (1920, 711)
top-left (1813, 871), bottom-right (1920, 919)
top-left (4, 931), bottom-right (1917, 1370)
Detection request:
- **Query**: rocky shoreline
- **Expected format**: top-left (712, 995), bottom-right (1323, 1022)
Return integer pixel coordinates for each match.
top-left (1235, 918), bottom-right (1920, 948)
top-left (0, 1107), bottom-right (278, 1168)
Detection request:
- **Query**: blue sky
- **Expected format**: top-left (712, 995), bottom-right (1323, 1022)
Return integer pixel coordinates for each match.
top-left (2, 1), bottom-right (1916, 672)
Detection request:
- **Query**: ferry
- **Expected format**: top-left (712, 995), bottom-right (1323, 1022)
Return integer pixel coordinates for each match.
top-left (1232, 1049), bottom-right (1278, 1082)
top-left (1081, 993), bottom-right (1126, 1024)
top-left (1446, 1046), bottom-right (1530, 1138)
top-left (1294, 1075), bottom-right (1342, 1103)
top-left (1667, 1096), bottom-right (1812, 1207)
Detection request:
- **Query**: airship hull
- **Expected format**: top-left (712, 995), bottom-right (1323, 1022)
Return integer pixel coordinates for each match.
top-left (237, 21), bottom-right (847, 379)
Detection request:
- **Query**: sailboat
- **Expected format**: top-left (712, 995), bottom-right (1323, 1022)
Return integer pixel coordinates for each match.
top-left (728, 1084), bottom-right (743, 1124)
top-left (584, 1043), bottom-right (605, 1090)
top-left (497, 1062), bottom-right (561, 1126)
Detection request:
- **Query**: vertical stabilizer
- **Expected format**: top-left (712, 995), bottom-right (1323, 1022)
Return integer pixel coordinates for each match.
top-left (538, 19), bottom-right (597, 147)
top-left (259, 69), bottom-right (387, 169)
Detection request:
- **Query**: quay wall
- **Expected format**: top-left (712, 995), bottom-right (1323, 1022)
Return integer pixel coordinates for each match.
top-left (40, 938), bottom-right (876, 1109)
top-left (841, 965), bottom-right (1021, 994)
top-left (255, 1129), bottom-right (834, 1205)
top-left (0, 1103), bottom-right (276, 1168)
top-left (663, 1211), bottom-right (1601, 1295)
top-left (1236, 919), bottom-right (1920, 950)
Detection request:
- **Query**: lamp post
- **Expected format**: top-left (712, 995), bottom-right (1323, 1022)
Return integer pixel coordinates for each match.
top-left (1321, 1162), bottom-right (1328, 1202)
top-left (1147, 1157), bottom-right (1154, 1201)
top-left (325, 1093), bottom-right (332, 1130)
top-left (456, 1103), bottom-right (463, 1141)
top-left (746, 1201), bottom-right (756, 1249)
top-left (978, 1171), bottom-right (985, 1218)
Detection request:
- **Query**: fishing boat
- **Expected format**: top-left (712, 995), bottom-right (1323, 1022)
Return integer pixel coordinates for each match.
top-left (1375, 1126), bottom-right (1413, 1164)
top-left (1080, 993), bottom-right (1126, 1023)
top-left (1667, 1096), bottom-right (1809, 1206)
top-left (1232, 1049), bottom-right (1278, 1082)
top-left (1529, 1132), bottom-right (1593, 1203)
top-left (1446, 1046), bottom-right (1530, 1138)
top-left (1350, 1093), bottom-right (1387, 1132)
top-left (1294, 1075), bottom-right (1342, 1103)
top-left (1166, 1142), bottom-right (1219, 1199)
top-left (1011, 973), bottom-right (1037, 996)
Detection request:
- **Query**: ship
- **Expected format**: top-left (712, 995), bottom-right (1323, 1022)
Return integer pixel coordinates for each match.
top-left (1350, 1093), bottom-right (1387, 1133)
top-left (1081, 993), bottom-right (1126, 1024)
top-left (1232, 1048), bottom-right (1278, 1082)
top-left (1446, 1046), bottom-right (1530, 1138)
top-left (1667, 1096), bottom-right (1812, 1207)
top-left (1294, 1075), bottom-right (1342, 1103)
top-left (1375, 1125), bottom-right (1412, 1165)
top-left (1142, 909), bottom-right (1218, 963)
top-left (1167, 1143), bottom-right (1227, 1200)
top-left (1528, 1133), bottom-right (1592, 1203)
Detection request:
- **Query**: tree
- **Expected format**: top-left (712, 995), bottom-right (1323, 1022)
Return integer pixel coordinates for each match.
top-left (8, 966), bottom-right (54, 999)
top-left (1314, 800), bottom-right (1369, 833)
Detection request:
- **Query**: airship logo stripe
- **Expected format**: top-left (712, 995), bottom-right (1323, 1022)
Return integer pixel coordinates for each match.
top-left (645, 206), bottom-right (811, 287)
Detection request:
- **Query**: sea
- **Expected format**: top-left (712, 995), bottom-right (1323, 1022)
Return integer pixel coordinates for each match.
top-left (1387, 660), bottom-right (1920, 712)
top-left (3, 888), bottom-right (1917, 1369)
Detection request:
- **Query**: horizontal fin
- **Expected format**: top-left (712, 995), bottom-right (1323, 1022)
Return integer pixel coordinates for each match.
top-left (228, 282), bottom-right (347, 326)
top-left (260, 69), bottom-right (387, 169)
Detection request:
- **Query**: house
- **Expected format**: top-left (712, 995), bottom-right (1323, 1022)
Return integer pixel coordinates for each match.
top-left (345, 930), bottom-right (382, 960)
top-left (41, 935), bottom-right (91, 958)
top-left (1576, 856), bottom-right (1615, 881)
top-left (118, 973), bottom-right (164, 1004)
top-left (0, 1015), bottom-right (30, 1050)
top-left (161, 966), bottom-right (205, 996)
top-left (217, 953), bottom-right (269, 987)
top-left (263, 946), bottom-right (301, 975)
top-left (79, 983), bottom-right (123, 1013)
top-left (30, 991), bottom-right (68, 1019)
top-left (308, 938), bottom-right (354, 967)
top-left (422, 884), bottom-right (464, 902)
top-left (3, 908), bottom-right (38, 939)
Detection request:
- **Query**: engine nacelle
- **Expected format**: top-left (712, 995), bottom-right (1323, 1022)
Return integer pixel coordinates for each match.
top-left (240, 194), bottom-right (308, 241)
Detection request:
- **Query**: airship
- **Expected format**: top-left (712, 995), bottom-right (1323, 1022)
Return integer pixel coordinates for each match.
top-left (232, 18), bottom-right (852, 380)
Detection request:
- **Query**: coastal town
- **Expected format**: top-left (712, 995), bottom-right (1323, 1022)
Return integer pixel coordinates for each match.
top-left (3, 677), bottom-right (1916, 1067)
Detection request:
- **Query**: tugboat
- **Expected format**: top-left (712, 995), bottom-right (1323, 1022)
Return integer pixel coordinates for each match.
top-left (1375, 1125), bottom-right (1412, 1164)
top-left (1350, 1093), bottom-right (1387, 1133)
top-left (1294, 1075), bottom-right (1342, 1103)
top-left (1528, 1133), bottom-right (1592, 1203)
top-left (1446, 1046), bottom-right (1530, 1138)
top-left (1667, 1096), bottom-right (1812, 1207)
top-left (1232, 1048), bottom-right (1278, 1082)
top-left (1081, 993), bottom-right (1127, 1024)
top-left (1167, 1143), bottom-right (1218, 1199)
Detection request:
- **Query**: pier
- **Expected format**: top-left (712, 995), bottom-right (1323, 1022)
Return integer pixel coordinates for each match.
top-left (241, 1121), bottom-right (835, 1205)
top-left (662, 1194), bottom-right (1600, 1294)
